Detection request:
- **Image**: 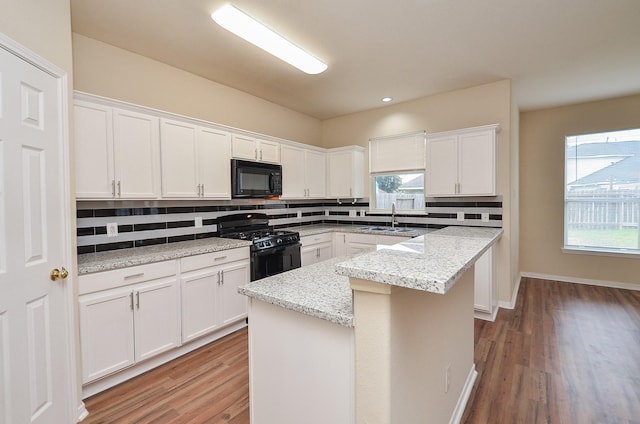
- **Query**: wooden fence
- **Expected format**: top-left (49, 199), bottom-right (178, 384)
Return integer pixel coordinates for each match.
top-left (374, 192), bottom-right (425, 211)
top-left (566, 189), bottom-right (640, 229)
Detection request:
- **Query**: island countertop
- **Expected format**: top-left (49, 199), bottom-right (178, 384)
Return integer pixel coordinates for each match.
top-left (239, 226), bottom-right (502, 326)
top-left (334, 226), bottom-right (503, 294)
top-left (238, 255), bottom-right (355, 327)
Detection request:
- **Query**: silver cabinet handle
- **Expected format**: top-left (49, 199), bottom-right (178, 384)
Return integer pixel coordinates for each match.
top-left (136, 291), bottom-right (140, 309)
top-left (112, 180), bottom-right (116, 197)
top-left (217, 270), bottom-right (221, 286)
top-left (124, 272), bottom-right (144, 280)
top-left (221, 270), bottom-right (224, 285)
top-left (259, 150), bottom-right (263, 161)
top-left (197, 184), bottom-right (201, 196)
top-left (201, 183), bottom-right (204, 196)
top-left (117, 181), bottom-right (122, 197)
top-left (129, 292), bottom-right (134, 310)
top-left (214, 255), bottom-right (228, 261)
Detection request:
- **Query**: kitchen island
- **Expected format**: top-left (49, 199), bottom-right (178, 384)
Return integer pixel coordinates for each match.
top-left (239, 226), bottom-right (502, 424)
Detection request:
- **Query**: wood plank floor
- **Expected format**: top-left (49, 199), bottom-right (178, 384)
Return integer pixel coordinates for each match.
top-left (83, 277), bottom-right (640, 423)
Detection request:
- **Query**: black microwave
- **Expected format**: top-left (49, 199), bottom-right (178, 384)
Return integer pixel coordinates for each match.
top-left (231, 159), bottom-right (283, 198)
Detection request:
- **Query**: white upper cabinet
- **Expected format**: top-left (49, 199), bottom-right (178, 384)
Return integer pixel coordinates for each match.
top-left (74, 100), bottom-right (160, 199)
top-left (280, 145), bottom-right (326, 199)
top-left (74, 101), bottom-right (114, 198)
top-left (327, 146), bottom-right (365, 198)
top-left (426, 124), bottom-right (498, 197)
top-left (232, 134), bottom-right (280, 164)
top-left (369, 132), bottom-right (426, 173)
top-left (160, 118), bottom-right (231, 199)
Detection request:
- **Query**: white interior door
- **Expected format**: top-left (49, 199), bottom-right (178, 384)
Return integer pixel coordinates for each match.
top-left (0, 43), bottom-right (74, 423)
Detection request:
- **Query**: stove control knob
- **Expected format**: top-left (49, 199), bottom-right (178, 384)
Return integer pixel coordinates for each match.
top-left (276, 238), bottom-right (283, 244)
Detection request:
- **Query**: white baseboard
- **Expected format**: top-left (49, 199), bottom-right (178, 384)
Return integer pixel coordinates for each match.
top-left (520, 272), bottom-right (640, 292)
top-left (82, 321), bottom-right (246, 399)
top-left (76, 402), bottom-right (89, 422)
top-left (449, 364), bottom-right (478, 424)
top-left (498, 275), bottom-right (521, 310)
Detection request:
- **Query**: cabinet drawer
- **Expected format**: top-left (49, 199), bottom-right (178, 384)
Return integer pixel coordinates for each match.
top-left (300, 232), bottom-right (333, 246)
top-left (180, 247), bottom-right (250, 272)
top-left (79, 260), bottom-right (178, 295)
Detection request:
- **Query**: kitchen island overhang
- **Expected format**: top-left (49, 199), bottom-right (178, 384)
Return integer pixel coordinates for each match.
top-left (239, 226), bottom-right (503, 424)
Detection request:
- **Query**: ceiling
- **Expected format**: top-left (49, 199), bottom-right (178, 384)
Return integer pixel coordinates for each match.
top-left (70, 0), bottom-right (640, 120)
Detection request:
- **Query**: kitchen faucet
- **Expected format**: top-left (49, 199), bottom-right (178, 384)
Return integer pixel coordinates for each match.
top-left (391, 202), bottom-right (398, 228)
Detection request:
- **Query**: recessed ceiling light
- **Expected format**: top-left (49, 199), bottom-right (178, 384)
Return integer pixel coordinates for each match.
top-left (382, 97), bottom-right (393, 103)
top-left (211, 4), bottom-right (327, 75)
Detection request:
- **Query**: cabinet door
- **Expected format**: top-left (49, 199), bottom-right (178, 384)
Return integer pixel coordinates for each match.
top-left (133, 278), bottom-right (181, 362)
top-left (74, 102), bottom-right (114, 198)
top-left (218, 261), bottom-right (250, 326)
top-left (458, 130), bottom-right (495, 196)
top-left (79, 288), bottom-right (135, 383)
top-left (317, 241), bottom-right (333, 262)
top-left (333, 233), bottom-right (348, 257)
top-left (113, 108), bottom-right (160, 198)
top-left (281, 145), bottom-right (306, 198)
top-left (231, 134), bottom-right (258, 161)
top-left (181, 268), bottom-right (220, 343)
top-left (301, 244), bottom-right (319, 267)
top-left (258, 139), bottom-right (280, 163)
top-left (306, 150), bottom-right (326, 198)
top-left (327, 151), bottom-right (353, 198)
top-left (198, 127), bottom-right (231, 199)
top-left (474, 248), bottom-right (494, 313)
top-left (426, 135), bottom-right (458, 196)
top-left (160, 119), bottom-right (198, 198)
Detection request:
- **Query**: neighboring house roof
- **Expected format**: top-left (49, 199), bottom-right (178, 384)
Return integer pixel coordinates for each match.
top-left (566, 140), bottom-right (640, 158)
top-left (570, 154), bottom-right (640, 186)
top-left (399, 175), bottom-right (424, 190)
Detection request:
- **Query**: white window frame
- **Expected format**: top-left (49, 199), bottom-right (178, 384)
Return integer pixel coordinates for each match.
top-left (369, 170), bottom-right (426, 215)
top-left (563, 128), bottom-right (640, 257)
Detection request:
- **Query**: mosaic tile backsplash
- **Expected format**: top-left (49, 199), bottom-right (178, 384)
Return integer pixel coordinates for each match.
top-left (76, 198), bottom-right (503, 254)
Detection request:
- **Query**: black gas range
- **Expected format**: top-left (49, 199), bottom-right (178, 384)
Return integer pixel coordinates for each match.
top-left (218, 213), bottom-right (301, 281)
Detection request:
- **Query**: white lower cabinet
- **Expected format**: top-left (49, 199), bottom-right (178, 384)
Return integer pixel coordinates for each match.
top-left (474, 246), bottom-right (497, 320)
top-left (180, 248), bottom-right (250, 343)
top-left (300, 233), bottom-right (334, 267)
top-left (78, 263), bottom-right (180, 384)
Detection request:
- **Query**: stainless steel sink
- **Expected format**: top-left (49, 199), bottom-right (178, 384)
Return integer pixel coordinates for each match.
top-left (359, 226), bottom-right (412, 233)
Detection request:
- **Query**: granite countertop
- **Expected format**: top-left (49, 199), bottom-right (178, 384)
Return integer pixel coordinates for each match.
top-left (238, 255), bottom-right (357, 327)
top-left (77, 238), bottom-right (251, 274)
top-left (290, 223), bottom-right (431, 239)
top-left (77, 224), bottom-right (430, 275)
top-left (334, 226), bottom-right (503, 294)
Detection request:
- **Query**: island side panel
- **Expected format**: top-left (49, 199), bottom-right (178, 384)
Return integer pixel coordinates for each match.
top-left (390, 267), bottom-right (476, 423)
top-left (350, 267), bottom-right (476, 424)
top-left (247, 299), bottom-right (355, 424)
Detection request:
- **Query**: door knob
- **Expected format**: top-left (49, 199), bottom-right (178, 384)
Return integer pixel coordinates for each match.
top-left (50, 267), bottom-right (69, 281)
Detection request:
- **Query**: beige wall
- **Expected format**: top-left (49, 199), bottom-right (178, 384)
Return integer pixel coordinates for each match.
top-left (520, 94), bottom-right (640, 287)
top-left (321, 80), bottom-right (519, 305)
top-left (0, 0), bottom-right (73, 72)
top-left (72, 34), bottom-right (322, 146)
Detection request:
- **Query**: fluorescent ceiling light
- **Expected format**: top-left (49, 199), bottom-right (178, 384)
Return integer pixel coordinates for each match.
top-left (211, 4), bottom-right (327, 75)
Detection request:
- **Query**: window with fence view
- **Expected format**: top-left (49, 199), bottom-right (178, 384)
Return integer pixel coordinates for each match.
top-left (565, 128), bottom-right (640, 253)
top-left (371, 172), bottom-right (425, 213)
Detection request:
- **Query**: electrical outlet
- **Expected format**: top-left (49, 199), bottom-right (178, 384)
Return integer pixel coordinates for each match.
top-left (297, 211), bottom-right (302, 219)
top-left (359, 210), bottom-right (366, 217)
top-left (194, 216), bottom-right (203, 228)
top-left (481, 213), bottom-right (490, 223)
top-left (445, 364), bottom-right (451, 393)
top-left (325, 209), bottom-right (330, 216)
top-left (457, 212), bottom-right (465, 221)
top-left (349, 210), bottom-right (357, 217)
top-left (445, 365), bottom-right (451, 393)
top-left (106, 223), bottom-right (118, 237)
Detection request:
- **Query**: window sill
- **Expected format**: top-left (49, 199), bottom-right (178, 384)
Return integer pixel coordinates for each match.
top-left (562, 246), bottom-right (640, 259)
